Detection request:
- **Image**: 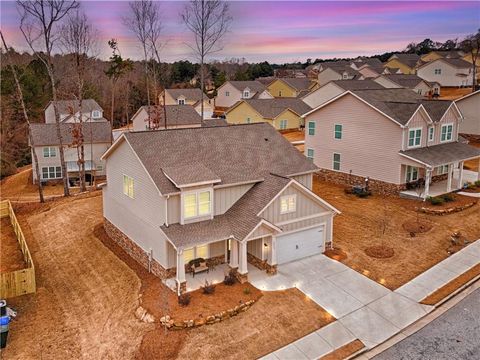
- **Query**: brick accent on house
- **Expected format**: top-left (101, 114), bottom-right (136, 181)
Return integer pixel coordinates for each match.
top-left (432, 174), bottom-right (448, 183)
top-left (265, 264), bottom-right (277, 275)
top-left (104, 218), bottom-right (175, 279)
top-left (247, 253), bottom-right (278, 275)
top-left (178, 281), bottom-right (187, 295)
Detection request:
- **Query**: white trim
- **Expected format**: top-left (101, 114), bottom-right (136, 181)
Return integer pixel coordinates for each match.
top-left (181, 187), bottom-right (213, 224)
top-left (280, 194), bottom-right (297, 214)
top-left (243, 219), bottom-right (282, 242)
top-left (162, 172), bottom-right (221, 189)
top-left (276, 212), bottom-right (331, 226)
top-left (440, 123), bottom-right (454, 143)
top-left (398, 152), bottom-right (433, 169)
top-left (334, 123), bottom-right (343, 140)
top-left (438, 102), bottom-right (463, 124)
top-left (405, 105), bottom-right (433, 126)
top-left (277, 222), bottom-right (326, 237)
top-left (407, 127), bottom-right (423, 148)
top-left (333, 152), bottom-right (341, 171)
top-left (428, 125), bottom-right (435, 142)
top-left (455, 89), bottom-right (480, 103)
top-left (122, 174), bottom-right (135, 199)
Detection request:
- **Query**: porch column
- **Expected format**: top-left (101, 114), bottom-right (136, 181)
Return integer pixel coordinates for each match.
top-left (423, 168), bottom-right (432, 200)
top-left (446, 163), bottom-right (453, 193)
top-left (229, 239), bottom-right (239, 268)
top-left (238, 241), bottom-right (248, 275)
top-left (457, 161), bottom-right (464, 189)
top-left (176, 249), bottom-right (186, 295)
top-left (266, 235), bottom-right (278, 275)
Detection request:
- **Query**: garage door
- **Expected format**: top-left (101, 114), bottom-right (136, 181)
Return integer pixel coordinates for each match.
top-left (277, 226), bottom-right (325, 265)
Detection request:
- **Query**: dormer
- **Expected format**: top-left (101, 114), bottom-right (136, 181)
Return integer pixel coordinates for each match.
top-left (177, 96), bottom-right (186, 105)
top-left (92, 110), bottom-right (103, 119)
top-left (242, 88), bottom-right (251, 99)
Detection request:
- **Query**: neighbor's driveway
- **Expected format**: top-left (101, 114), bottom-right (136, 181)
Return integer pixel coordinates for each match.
top-left (250, 255), bottom-right (432, 351)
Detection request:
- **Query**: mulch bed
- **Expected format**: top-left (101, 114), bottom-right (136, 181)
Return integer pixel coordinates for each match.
top-left (364, 245), bottom-right (394, 259)
top-left (402, 219), bottom-right (433, 234)
top-left (0, 217), bottom-right (27, 272)
top-left (324, 247), bottom-right (348, 261)
top-left (417, 194), bottom-right (477, 211)
top-left (320, 339), bottom-right (365, 360)
top-left (420, 263), bottom-right (480, 306)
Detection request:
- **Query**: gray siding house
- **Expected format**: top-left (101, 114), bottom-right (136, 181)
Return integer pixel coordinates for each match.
top-left (101, 123), bottom-right (339, 294)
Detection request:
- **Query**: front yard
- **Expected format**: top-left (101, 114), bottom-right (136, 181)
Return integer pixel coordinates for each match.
top-left (313, 178), bottom-right (480, 290)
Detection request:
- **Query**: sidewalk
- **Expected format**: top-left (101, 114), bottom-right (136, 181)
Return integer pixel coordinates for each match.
top-left (260, 240), bottom-right (480, 360)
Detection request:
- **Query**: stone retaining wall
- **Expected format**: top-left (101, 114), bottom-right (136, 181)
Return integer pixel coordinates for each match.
top-left (417, 200), bottom-right (477, 215)
top-left (247, 253), bottom-right (277, 275)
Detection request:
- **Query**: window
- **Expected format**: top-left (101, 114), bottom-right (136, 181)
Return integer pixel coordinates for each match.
top-left (246, 117), bottom-right (251, 124)
top-left (123, 175), bottom-right (134, 198)
top-left (279, 119), bottom-right (288, 130)
top-left (243, 90), bottom-right (250, 98)
top-left (183, 248), bottom-right (195, 263)
top-left (280, 194), bottom-right (296, 214)
top-left (334, 124), bottom-right (342, 139)
top-left (41, 166), bottom-right (61, 179)
top-left (177, 98), bottom-right (185, 105)
top-left (441, 124), bottom-right (453, 142)
top-left (307, 148), bottom-right (314, 160)
top-left (96, 164), bottom-right (104, 171)
top-left (434, 69), bottom-right (442, 75)
top-left (308, 121), bottom-right (315, 136)
top-left (183, 245), bottom-right (209, 262)
top-left (278, 90), bottom-right (282, 97)
top-left (196, 244), bottom-right (208, 259)
top-left (428, 126), bottom-right (434, 142)
top-left (408, 128), bottom-right (422, 148)
top-left (342, 73), bottom-right (348, 79)
top-left (183, 190), bottom-right (212, 219)
top-left (436, 165), bottom-right (449, 175)
top-left (92, 110), bottom-right (101, 119)
top-left (333, 153), bottom-right (341, 170)
top-left (417, 89), bottom-right (422, 95)
top-left (225, 91), bottom-right (230, 97)
top-left (43, 147), bottom-right (56, 158)
top-left (406, 166), bottom-right (419, 182)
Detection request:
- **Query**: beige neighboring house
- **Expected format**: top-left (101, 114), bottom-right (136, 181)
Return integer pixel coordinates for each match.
top-left (416, 58), bottom-right (474, 87)
top-left (30, 122), bottom-right (112, 186)
top-left (302, 79), bottom-right (385, 109)
top-left (456, 90), bottom-right (480, 135)
top-left (303, 88), bottom-right (480, 198)
top-left (420, 50), bottom-right (465, 63)
top-left (214, 80), bottom-right (273, 110)
top-left (317, 64), bottom-right (364, 86)
top-left (383, 53), bottom-right (421, 74)
top-left (45, 99), bottom-right (107, 123)
top-left (373, 74), bottom-right (441, 96)
top-left (160, 88), bottom-right (213, 118)
top-left (266, 78), bottom-right (319, 98)
top-left (131, 105), bottom-right (202, 131)
top-left (101, 123), bottom-right (339, 294)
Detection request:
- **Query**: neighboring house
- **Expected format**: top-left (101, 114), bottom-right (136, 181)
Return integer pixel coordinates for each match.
top-left (384, 53), bottom-right (421, 74)
top-left (266, 78), bottom-right (319, 98)
top-left (45, 99), bottom-right (107, 123)
top-left (303, 88), bottom-right (480, 198)
top-left (302, 79), bottom-right (385, 109)
top-left (101, 123), bottom-right (339, 294)
top-left (416, 58), bottom-right (474, 87)
top-left (456, 90), bottom-right (480, 135)
top-left (356, 64), bottom-right (383, 79)
top-left (160, 88), bottom-right (213, 118)
top-left (317, 65), bottom-right (364, 86)
top-left (420, 50), bottom-right (465, 63)
top-left (225, 98), bottom-right (311, 130)
top-left (373, 74), bottom-right (441, 96)
top-left (131, 105), bottom-right (202, 131)
top-left (350, 57), bottom-right (383, 70)
top-left (30, 122), bottom-right (112, 185)
top-left (214, 81), bottom-right (273, 110)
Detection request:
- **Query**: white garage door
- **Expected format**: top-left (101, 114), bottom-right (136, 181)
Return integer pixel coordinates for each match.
top-left (277, 226), bottom-right (325, 265)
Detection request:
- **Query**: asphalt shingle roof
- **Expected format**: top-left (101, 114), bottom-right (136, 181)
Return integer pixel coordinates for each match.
top-left (47, 99), bottom-right (102, 114)
top-left (279, 78), bottom-right (313, 91)
top-left (162, 163), bottom-right (220, 187)
top-left (400, 142), bottom-right (480, 167)
top-left (389, 53), bottom-right (421, 68)
top-left (240, 98), bottom-right (312, 118)
top-left (382, 74), bottom-right (426, 88)
top-left (139, 105), bottom-right (202, 127)
top-left (332, 80), bottom-right (385, 90)
top-left (165, 88), bottom-right (205, 102)
top-left (30, 122), bottom-right (112, 146)
top-left (228, 81), bottom-right (267, 93)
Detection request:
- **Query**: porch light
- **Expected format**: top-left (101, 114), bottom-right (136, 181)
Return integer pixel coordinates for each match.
top-left (264, 243), bottom-right (268, 248)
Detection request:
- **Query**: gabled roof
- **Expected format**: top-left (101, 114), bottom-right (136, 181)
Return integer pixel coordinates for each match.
top-left (417, 58), bottom-right (472, 70)
top-left (274, 78), bottom-right (313, 92)
top-left (321, 64), bottom-right (363, 78)
top-left (331, 79), bottom-right (385, 91)
top-left (134, 105), bottom-right (202, 127)
top-left (388, 53), bottom-right (420, 68)
top-left (30, 122), bottom-right (112, 146)
top-left (164, 88), bottom-right (205, 102)
top-left (418, 100), bottom-right (454, 122)
top-left (228, 98), bottom-right (312, 119)
top-left (424, 50), bottom-right (464, 59)
top-left (455, 89), bottom-right (480, 103)
top-left (109, 123), bottom-right (318, 195)
top-left (226, 81), bottom-right (267, 93)
top-left (380, 74), bottom-right (429, 89)
top-left (162, 163), bottom-right (221, 188)
top-left (399, 142), bottom-right (480, 168)
top-left (46, 99), bottom-right (103, 114)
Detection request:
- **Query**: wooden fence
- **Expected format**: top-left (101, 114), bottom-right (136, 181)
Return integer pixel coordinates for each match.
top-left (0, 200), bottom-right (36, 298)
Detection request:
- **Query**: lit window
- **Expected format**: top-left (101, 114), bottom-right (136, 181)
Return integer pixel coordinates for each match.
top-left (198, 191), bottom-right (211, 216)
top-left (334, 124), bottom-right (342, 139)
top-left (196, 244), bottom-right (209, 259)
top-left (184, 193), bottom-right (197, 218)
top-left (428, 126), bottom-right (434, 142)
top-left (183, 248), bottom-right (195, 263)
top-left (307, 148), bottom-right (314, 160)
top-left (43, 147), bottom-right (56, 158)
top-left (279, 119), bottom-right (288, 130)
top-left (183, 190), bottom-right (212, 219)
top-left (408, 128), bottom-right (422, 147)
top-left (333, 153), bottom-right (341, 171)
top-left (280, 194), bottom-right (296, 214)
top-left (441, 124), bottom-right (453, 142)
top-left (177, 98), bottom-right (185, 105)
top-left (308, 121), bottom-right (315, 136)
top-left (123, 175), bottom-right (134, 198)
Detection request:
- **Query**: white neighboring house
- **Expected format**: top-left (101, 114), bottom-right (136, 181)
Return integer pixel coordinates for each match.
top-left (417, 58), bottom-right (474, 87)
top-left (44, 99), bottom-right (107, 123)
top-left (214, 81), bottom-right (273, 110)
top-left (456, 90), bottom-right (480, 135)
top-left (131, 105), bottom-right (202, 131)
top-left (373, 74), bottom-right (441, 96)
top-left (29, 122), bottom-right (112, 186)
top-left (317, 65), bottom-right (364, 86)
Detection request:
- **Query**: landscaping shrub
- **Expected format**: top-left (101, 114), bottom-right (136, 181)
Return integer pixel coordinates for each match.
top-left (201, 280), bottom-right (216, 295)
top-left (440, 193), bottom-right (455, 202)
top-left (178, 293), bottom-right (191, 306)
top-left (475, 180), bottom-right (480, 187)
top-left (223, 269), bottom-right (237, 286)
top-left (243, 287), bottom-right (251, 295)
top-left (467, 183), bottom-right (476, 190)
top-left (428, 196), bottom-right (444, 206)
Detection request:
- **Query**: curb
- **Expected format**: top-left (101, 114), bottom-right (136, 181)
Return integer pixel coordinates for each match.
top-left (428, 274), bottom-right (480, 308)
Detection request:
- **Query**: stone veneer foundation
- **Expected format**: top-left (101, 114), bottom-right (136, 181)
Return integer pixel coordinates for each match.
top-left (247, 253), bottom-right (277, 275)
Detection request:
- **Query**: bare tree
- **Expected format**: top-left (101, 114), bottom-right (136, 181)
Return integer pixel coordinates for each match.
top-left (181, 0), bottom-right (232, 121)
top-left (460, 30), bottom-right (480, 92)
top-left (61, 11), bottom-right (96, 191)
top-left (1, 31), bottom-right (45, 202)
top-left (17, 0), bottom-right (80, 197)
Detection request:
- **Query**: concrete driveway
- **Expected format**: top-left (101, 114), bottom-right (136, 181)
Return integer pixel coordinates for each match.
top-left (250, 255), bottom-right (433, 352)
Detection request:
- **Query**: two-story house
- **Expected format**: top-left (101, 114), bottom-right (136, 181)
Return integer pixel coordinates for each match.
top-left (266, 78), bottom-right (319, 98)
top-left (214, 81), bottom-right (273, 111)
top-left (373, 74), bottom-right (441, 96)
top-left (303, 88), bottom-right (480, 198)
top-left (159, 88), bottom-right (213, 118)
top-left (383, 54), bottom-right (421, 75)
top-left (456, 90), bottom-right (480, 136)
top-left (101, 123), bottom-right (339, 294)
top-left (416, 58), bottom-right (474, 87)
top-left (317, 64), bottom-right (364, 86)
top-left (45, 99), bottom-right (107, 123)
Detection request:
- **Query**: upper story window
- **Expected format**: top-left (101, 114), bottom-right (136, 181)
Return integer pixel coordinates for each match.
top-left (183, 190), bottom-right (212, 219)
top-left (434, 68), bottom-right (442, 75)
top-left (225, 91), bottom-right (230, 97)
top-left (342, 73), bottom-right (348, 79)
top-left (123, 175), bottom-right (134, 198)
top-left (43, 146), bottom-right (56, 158)
top-left (243, 90), bottom-right (250, 98)
top-left (177, 98), bottom-right (185, 105)
top-left (92, 110), bottom-right (101, 119)
top-left (308, 121), bottom-right (315, 136)
top-left (441, 124), bottom-right (453, 142)
top-left (428, 126), bottom-right (434, 142)
top-left (280, 194), bottom-right (296, 214)
top-left (408, 128), bottom-right (422, 148)
top-left (334, 124), bottom-right (342, 139)
top-left (246, 117), bottom-right (251, 124)
top-left (278, 90), bottom-right (282, 97)
top-left (307, 148), bottom-right (314, 160)
top-left (279, 119), bottom-right (288, 130)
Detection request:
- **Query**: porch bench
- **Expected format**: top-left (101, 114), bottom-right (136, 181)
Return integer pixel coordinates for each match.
top-left (190, 258), bottom-right (209, 277)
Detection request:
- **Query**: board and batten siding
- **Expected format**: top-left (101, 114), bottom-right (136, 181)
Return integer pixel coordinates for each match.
top-left (247, 238), bottom-right (265, 259)
top-left (281, 214), bottom-right (332, 242)
top-left (292, 173), bottom-right (313, 190)
top-left (302, 83), bottom-right (344, 109)
top-left (103, 139), bottom-right (171, 268)
top-left (305, 93), bottom-right (405, 184)
top-left (457, 93), bottom-right (480, 135)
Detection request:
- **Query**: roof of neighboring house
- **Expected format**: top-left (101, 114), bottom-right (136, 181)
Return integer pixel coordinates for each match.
top-left (201, 118), bottom-right (228, 127)
top-left (118, 123), bottom-right (318, 195)
top-left (388, 53), bottom-right (421, 68)
top-left (383, 67), bottom-right (401, 74)
top-left (425, 50), bottom-right (464, 59)
top-left (321, 64), bottom-right (363, 78)
top-left (399, 142), bottom-right (480, 167)
top-left (331, 79), bottom-right (385, 90)
top-left (230, 98), bottom-right (312, 118)
top-left (226, 80), bottom-right (267, 93)
top-left (417, 58), bottom-right (472, 70)
top-left (256, 77), bottom-right (276, 85)
top-left (455, 89), bottom-right (480, 103)
top-left (380, 74), bottom-right (430, 89)
top-left (30, 122), bottom-right (112, 146)
top-left (46, 99), bottom-right (103, 114)
top-left (164, 88), bottom-right (205, 102)
top-left (135, 105), bottom-right (202, 127)
top-left (275, 78), bottom-right (313, 91)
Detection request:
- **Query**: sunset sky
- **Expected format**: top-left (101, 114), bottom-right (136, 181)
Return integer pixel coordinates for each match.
top-left (1, 1), bottom-right (479, 63)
